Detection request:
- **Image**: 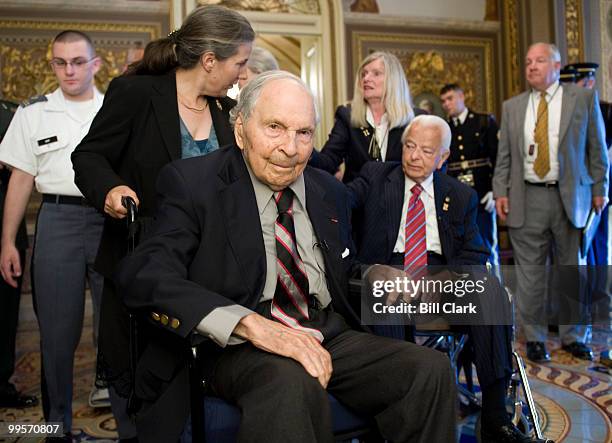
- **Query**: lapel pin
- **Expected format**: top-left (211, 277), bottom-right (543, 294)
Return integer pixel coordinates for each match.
top-left (442, 203), bottom-right (449, 211)
top-left (216, 99), bottom-right (222, 110)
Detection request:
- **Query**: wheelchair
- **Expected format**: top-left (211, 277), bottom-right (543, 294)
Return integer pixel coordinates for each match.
top-left (121, 197), bottom-right (377, 442)
top-left (122, 197), bottom-right (550, 442)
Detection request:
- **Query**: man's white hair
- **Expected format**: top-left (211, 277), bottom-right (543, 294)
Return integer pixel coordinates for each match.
top-left (528, 42), bottom-right (561, 62)
top-left (230, 70), bottom-right (319, 126)
top-left (401, 115), bottom-right (451, 152)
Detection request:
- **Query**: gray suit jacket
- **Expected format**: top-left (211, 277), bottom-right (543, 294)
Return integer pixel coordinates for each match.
top-left (492, 83), bottom-right (608, 228)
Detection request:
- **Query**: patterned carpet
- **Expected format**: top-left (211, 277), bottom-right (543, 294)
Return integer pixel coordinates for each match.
top-left (1, 296), bottom-right (610, 442)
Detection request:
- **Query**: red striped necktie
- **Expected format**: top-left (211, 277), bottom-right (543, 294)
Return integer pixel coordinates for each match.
top-left (271, 189), bottom-right (324, 342)
top-left (404, 184), bottom-right (427, 279)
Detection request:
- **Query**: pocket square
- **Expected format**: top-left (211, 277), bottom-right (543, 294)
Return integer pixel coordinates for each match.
top-left (341, 248), bottom-right (350, 259)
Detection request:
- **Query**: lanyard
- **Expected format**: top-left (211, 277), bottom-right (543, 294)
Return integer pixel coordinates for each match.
top-left (530, 83), bottom-right (561, 124)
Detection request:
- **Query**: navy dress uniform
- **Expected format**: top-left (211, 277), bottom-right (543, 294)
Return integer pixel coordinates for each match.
top-left (446, 109), bottom-right (500, 266)
top-left (0, 88), bottom-right (105, 430)
top-left (0, 100), bottom-right (35, 408)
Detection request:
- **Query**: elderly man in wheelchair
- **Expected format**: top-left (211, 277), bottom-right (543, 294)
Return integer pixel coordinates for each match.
top-left (346, 115), bottom-right (552, 443)
top-left (116, 72), bottom-right (457, 443)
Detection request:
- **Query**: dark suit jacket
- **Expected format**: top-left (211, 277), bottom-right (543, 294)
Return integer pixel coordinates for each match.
top-left (115, 146), bottom-right (362, 443)
top-left (71, 72), bottom-right (236, 277)
top-left (309, 104), bottom-right (413, 183)
top-left (446, 109), bottom-right (499, 199)
top-left (348, 162), bottom-right (488, 267)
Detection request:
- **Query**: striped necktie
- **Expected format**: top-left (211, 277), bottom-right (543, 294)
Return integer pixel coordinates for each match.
top-left (533, 91), bottom-right (550, 178)
top-left (271, 189), bottom-right (323, 342)
top-left (404, 184), bottom-right (427, 279)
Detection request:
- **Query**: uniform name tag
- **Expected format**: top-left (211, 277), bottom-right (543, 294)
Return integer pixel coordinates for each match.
top-left (37, 136), bottom-right (58, 146)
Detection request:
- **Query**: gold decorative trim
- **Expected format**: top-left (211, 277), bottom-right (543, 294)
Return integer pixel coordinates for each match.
top-left (1, 20), bottom-right (160, 101)
top-left (0, 20), bottom-right (160, 39)
top-left (352, 32), bottom-right (496, 113)
top-left (565, 0), bottom-right (584, 63)
top-left (502, 0), bottom-right (521, 98)
top-left (326, 0), bottom-right (339, 108)
top-left (197, 0), bottom-right (320, 15)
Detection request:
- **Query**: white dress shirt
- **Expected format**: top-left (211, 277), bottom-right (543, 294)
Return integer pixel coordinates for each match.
top-left (0, 87), bottom-right (104, 196)
top-left (393, 174), bottom-right (442, 255)
top-left (453, 107), bottom-right (469, 126)
top-left (523, 81), bottom-right (563, 182)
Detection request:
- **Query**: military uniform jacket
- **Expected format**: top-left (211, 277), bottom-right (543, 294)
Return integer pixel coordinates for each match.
top-left (0, 87), bottom-right (104, 197)
top-left (446, 108), bottom-right (498, 199)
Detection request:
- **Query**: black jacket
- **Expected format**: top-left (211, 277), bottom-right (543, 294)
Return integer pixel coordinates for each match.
top-left (309, 104), bottom-right (410, 183)
top-left (115, 146), bottom-right (360, 442)
top-left (348, 162), bottom-right (488, 266)
top-left (445, 109), bottom-right (498, 199)
top-left (71, 72), bottom-right (236, 277)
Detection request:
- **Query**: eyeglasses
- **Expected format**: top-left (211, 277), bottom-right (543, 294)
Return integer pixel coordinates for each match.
top-left (50, 57), bottom-right (97, 70)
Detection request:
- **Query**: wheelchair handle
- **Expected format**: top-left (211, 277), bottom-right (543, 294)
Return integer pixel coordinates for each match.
top-left (121, 196), bottom-right (138, 226)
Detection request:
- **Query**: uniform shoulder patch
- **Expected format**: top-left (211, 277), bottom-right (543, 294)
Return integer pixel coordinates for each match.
top-left (20, 95), bottom-right (48, 108)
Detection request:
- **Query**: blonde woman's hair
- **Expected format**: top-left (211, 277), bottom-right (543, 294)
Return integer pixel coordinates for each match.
top-left (350, 51), bottom-right (414, 129)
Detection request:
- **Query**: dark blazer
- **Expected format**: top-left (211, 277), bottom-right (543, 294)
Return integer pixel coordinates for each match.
top-left (348, 163), bottom-right (512, 388)
top-left (446, 109), bottom-right (499, 199)
top-left (309, 104), bottom-right (410, 183)
top-left (115, 146), bottom-right (362, 443)
top-left (348, 162), bottom-right (488, 267)
top-left (71, 72), bottom-right (236, 277)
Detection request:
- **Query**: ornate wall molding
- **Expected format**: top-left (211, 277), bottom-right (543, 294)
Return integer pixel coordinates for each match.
top-left (0, 20), bottom-right (160, 101)
top-left (347, 27), bottom-right (500, 118)
top-left (601, 0), bottom-right (612, 102)
top-left (502, 0), bottom-right (521, 98)
top-left (564, 0), bottom-right (584, 63)
top-left (196, 0), bottom-right (320, 14)
top-left (346, 19), bottom-right (502, 116)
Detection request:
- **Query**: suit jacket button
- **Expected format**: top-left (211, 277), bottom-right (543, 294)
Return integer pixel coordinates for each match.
top-left (160, 314), bottom-right (169, 326)
top-left (151, 312), bottom-right (160, 322)
top-left (170, 318), bottom-right (180, 329)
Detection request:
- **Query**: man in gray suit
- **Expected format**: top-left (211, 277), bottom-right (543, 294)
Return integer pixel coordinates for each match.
top-left (493, 42), bottom-right (608, 362)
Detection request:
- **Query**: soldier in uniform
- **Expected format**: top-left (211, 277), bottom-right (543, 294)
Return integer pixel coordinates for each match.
top-left (0, 99), bottom-right (37, 409)
top-left (440, 84), bottom-right (500, 266)
top-left (0, 31), bottom-right (135, 442)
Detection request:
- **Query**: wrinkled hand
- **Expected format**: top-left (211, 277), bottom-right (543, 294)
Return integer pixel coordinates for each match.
top-left (495, 197), bottom-right (509, 221)
top-left (480, 191), bottom-right (496, 213)
top-left (234, 313), bottom-right (332, 388)
top-left (592, 196), bottom-right (608, 214)
top-left (0, 243), bottom-right (21, 288)
top-left (104, 185), bottom-right (139, 219)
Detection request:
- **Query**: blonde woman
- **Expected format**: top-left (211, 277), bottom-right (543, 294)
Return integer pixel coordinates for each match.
top-left (310, 51), bottom-right (419, 182)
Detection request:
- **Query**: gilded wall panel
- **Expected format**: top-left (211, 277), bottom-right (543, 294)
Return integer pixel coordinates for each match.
top-left (348, 28), bottom-right (500, 117)
top-left (565, 0), bottom-right (584, 64)
top-left (196, 0), bottom-right (320, 14)
top-left (0, 20), bottom-right (160, 102)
